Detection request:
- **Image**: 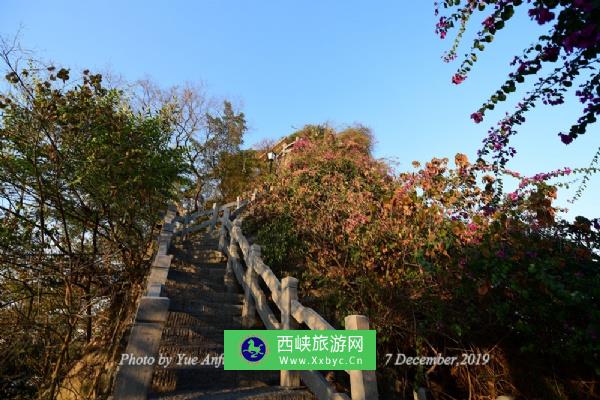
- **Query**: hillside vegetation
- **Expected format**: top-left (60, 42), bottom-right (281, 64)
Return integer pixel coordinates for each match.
top-left (0, 58), bottom-right (247, 399)
top-left (1, 54), bottom-right (598, 399)
top-left (245, 125), bottom-right (600, 399)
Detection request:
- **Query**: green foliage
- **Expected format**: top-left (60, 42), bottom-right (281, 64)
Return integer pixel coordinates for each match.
top-left (336, 125), bottom-right (375, 155)
top-left (189, 100), bottom-right (246, 203)
top-left (256, 212), bottom-right (305, 274)
top-left (215, 149), bottom-right (264, 202)
top-left (0, 62), bottom-right (185, 398)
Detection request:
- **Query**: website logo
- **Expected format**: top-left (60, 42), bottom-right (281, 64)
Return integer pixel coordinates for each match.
top-left (225, 330), bottom-right (376, 370)
top-left (241, 336), bottom-right (266, 362)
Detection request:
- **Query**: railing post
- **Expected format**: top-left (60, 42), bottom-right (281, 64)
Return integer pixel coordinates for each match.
top-left (236, 196), bottom-right (241, 210)
top-left (208, 202), bottom-right (218, 232)
top-left (219, 207), bottom-right (230, 252)
top-left (241, 244), bottom-right (258, 328)
top-left (280, 276), bottom-right (300, 387)
top-left (225, 240), bottom-right (239, 293)
top-left (251, 189), bottom-right (257, 202)
top-left (345, 315), bottom-right (378, 400)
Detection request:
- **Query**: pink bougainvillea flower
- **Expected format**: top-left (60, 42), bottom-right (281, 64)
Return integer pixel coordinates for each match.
top-left (293, 138), bottom-right (311, 150)
top-left (482, 16), bottom-right (495, 30)
top-left (452, 74), bottom-right (466, 84)
top-left (467, 222), bottom-right (478, 232)
top-left (471, 112), bottom-right (484, 123)
top-left (563, 24), bottom-right (600, 53)
top-left (528, 7), bottom-right (555, 25)
top-left (435, 16), bottom-right (449, 39)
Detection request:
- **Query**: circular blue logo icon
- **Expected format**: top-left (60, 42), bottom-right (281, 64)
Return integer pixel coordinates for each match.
top-left (241, 336), bottom-right (266, 362)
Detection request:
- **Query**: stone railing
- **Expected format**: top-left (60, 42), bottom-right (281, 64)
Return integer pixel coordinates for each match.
top-left (216, 194), bottom-right (379, 400)
top-left (110, 192), bottom-right (257, 399)
top-left (112, 204), bottom-right (178, 400)
top-left (112, 187), bottom-right (379, 400)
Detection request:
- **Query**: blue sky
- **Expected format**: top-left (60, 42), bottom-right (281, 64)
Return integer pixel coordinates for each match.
top-left (2, 1), bottom-right (598, 219)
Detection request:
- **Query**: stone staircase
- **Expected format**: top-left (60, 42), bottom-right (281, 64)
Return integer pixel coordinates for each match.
top-left (147, 231), bottom-right (314, 400)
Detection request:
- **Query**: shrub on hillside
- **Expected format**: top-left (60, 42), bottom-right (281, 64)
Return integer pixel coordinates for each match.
top-left (245, 125), bottom-right (600, 399)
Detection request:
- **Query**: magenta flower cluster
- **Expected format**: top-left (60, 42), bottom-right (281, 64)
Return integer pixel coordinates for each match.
top-left (576, 89), bottom-right (595, 104)
top-left (528, 6), bottom-right (555, 25)
top-left (435, 16), bottom-right (449, 39)
top-left (293, 138), bottom-right (311, 150)
top-left (563, 24), bottom-right (600, 53)
top-left (471, 112), bottom-right (484, 123)
top-left (504, 167), bottom-right (573, 203)
top-left (518, 167), bottom-right (573, 189)
top-left (482, 16), bottom-right (495, 30)
top-left (452, 73), bottom-right (466, 84)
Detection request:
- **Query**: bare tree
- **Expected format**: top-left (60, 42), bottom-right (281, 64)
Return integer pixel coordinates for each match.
top-left (132, 80), bottom-right (246, 211)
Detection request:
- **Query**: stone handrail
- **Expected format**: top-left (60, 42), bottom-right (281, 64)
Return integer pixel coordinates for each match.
top-left (214, 193), bottom-right (378, 400)
top-left (112, 204), bottom-right (178, 400)
top-left (113, 187), bottom-right (378, 400)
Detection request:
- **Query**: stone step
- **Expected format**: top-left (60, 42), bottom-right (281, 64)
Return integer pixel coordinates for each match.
top-left (193, 262), bottom-right (228, 269)
top-left (163, 288), bottom-right (243, 303)
top-left (167, 268), bottom-right (225, 282)
top-left (161, 327), bottom-right (226, 343)
top-left (165, 269), bottom-right (227, 286)
top-left (186, 249), bottom-right (227, 259)
top-left (167, 267), bottom-right (228, 280)
top-left (176, 244), bottom-right (218, 251)
top-left (173, 250), bottom-right (220, 259)
top-left (163, 325), bottom-right (232, 338)
top-left (197, 262), bottom-right (227, 269)
top-left (176, 257), bottom-right (227, 266)
top-left (159, 334), bottom-right (223, 347)
top-left (177, 238), bottom-right (219, 250)
top-left (168, 301), bottom-right (242, 317)
top-left (189, 243), bottom-right (221, 249)
top-left (195, 268), bottom-right (227, 279)
top-left (195, 274), bottom-right (230, 287)
top-left (165, 311), bottom-right (242, 330)
top-left (165, 285), bottom-right (230, 298)
top-left (151, 369), bottom-right (280, 393)
top-left (165, 276), bottom-right (232, 286)
top-left (185, 311), bottom-right (242, 324)
top-left (186, 238), bottom-right (219, 244)
top-left (149, 387), bottom-right (315, 400)
top-left (184, 233), bottom-right (220, 241)
top-left (147, 231), bottom-right (294, 398)
top-left (166, 265), bottom-right (202, 277)
top-left (193, 237), bottom-right (220, 242)
top-left (156, 343), bottom-right (224, 360)
top-left (181, 244), bottom-right (220, 252)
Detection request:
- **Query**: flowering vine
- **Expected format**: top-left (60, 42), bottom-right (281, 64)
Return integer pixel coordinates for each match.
top-left (436, 0), bottom-right (600, 200)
